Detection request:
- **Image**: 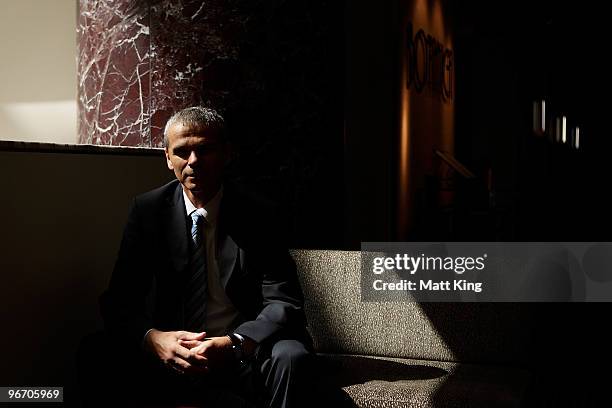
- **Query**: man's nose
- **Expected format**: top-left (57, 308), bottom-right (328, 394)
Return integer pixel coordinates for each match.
top-left (187, 150), bottom-right (199, 166)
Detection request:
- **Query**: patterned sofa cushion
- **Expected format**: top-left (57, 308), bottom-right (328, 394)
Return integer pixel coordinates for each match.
top-left (318, 354), bottom-right (530, 408)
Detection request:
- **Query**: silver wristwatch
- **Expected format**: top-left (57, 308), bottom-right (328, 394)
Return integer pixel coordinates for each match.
top-left (227, 333), bottom-right (245, 364)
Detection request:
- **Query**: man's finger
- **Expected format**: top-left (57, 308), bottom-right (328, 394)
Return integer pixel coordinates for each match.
top-left (178, 339), bottom-right (203, 349)
top-left (178, 331), bottom-right (207, 340)
top-left (190, 344), bottom-right (207, 356)
top-left (192, 351), bottom-right (208, 361)
top-left (174, 344), bottom-right (195, 361)
top-left (175, 358), bottom-right (192, 370)
top-left (189, 346), bottom-right (209, 362)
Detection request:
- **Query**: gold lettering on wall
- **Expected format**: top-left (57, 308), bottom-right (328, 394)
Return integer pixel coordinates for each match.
top-left (405, 22), bottom-right (453, 102)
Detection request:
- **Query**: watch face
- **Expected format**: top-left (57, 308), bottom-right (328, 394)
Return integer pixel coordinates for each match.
top-left (229, 334), bottom-right (244, 362)
top-left (232, 343), bottom-right (244, 362)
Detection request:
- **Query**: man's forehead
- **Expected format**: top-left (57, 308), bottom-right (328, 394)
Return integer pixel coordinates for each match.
top-left (168, 123), bottom-right (224, 144)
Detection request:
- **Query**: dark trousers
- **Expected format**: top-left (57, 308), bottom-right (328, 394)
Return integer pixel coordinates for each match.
top-left (78, 332), bottom-right (316, 408)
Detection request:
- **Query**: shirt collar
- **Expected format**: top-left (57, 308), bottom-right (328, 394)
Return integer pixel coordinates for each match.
top-left (182, 186), bottom-right (223, 226)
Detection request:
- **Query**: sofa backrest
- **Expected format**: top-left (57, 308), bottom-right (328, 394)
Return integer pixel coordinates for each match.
top-left (292, 249), bottom-right (534, 365)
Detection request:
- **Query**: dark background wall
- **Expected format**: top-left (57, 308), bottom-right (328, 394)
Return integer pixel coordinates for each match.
top-left (450, 0), bottom-right (611, 242)
top-left (344, 1), bottom-right (400, 247)
top-left (0, 148), bottom-right (172, 404)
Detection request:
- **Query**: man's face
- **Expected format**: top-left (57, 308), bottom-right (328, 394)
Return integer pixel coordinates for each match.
top-left (164, 122), bottom-right (228, 197)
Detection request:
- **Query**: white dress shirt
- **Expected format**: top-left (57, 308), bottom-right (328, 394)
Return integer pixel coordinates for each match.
top-left (182, 187), bottom-right (244, 337)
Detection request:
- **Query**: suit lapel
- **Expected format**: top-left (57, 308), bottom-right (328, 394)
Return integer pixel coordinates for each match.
top-left (217, 187), bottom-right (241, 289)
top-left (217, 233), bottom-right (238, 289)
top-left (162, 183), bottom-right (190, 277)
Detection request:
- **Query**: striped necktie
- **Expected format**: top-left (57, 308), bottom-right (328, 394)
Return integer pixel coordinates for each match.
top-left (184, 210), bottom-right (208, 332)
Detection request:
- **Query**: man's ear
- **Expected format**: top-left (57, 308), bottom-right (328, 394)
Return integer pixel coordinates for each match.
top-left (165, 148), bottom-right (174, 170)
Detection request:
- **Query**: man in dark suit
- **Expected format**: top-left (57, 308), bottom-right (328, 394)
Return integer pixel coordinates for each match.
top-left (99, 106), bottom-right (312, 407)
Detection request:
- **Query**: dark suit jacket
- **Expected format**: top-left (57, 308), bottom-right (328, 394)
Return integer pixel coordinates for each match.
top-left (100, 179), bottom-right (309, 354)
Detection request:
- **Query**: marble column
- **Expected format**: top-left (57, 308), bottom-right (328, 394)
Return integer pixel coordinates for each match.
top-left (77, 0), bottom-right (244, 147)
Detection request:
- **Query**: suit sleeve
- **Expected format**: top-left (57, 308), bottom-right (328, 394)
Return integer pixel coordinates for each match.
top-left (233, 233), bottom-right (307, 345)
top-left (99, 197), bottom-right (156, 353)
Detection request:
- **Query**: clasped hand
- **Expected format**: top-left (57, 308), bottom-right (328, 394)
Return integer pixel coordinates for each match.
top-left (144, 329), bottom-right (232, 375)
